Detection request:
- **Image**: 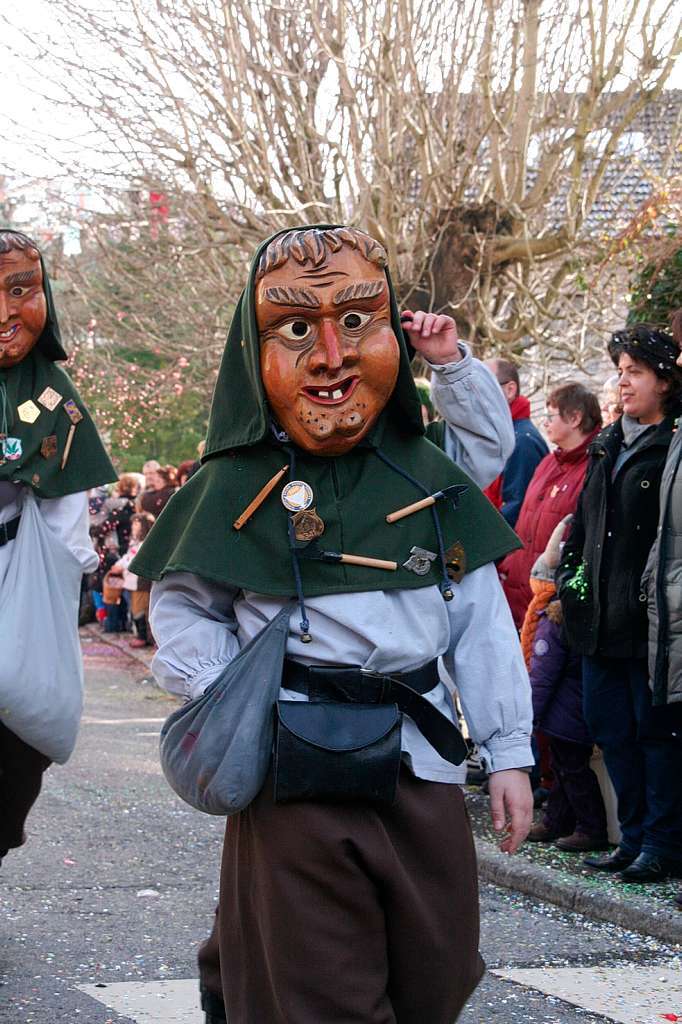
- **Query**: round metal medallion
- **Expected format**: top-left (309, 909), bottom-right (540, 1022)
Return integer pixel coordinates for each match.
top-left (281, 480), bottom-right (314, 512)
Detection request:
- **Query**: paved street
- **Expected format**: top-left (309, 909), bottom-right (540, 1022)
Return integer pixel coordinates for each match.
top-left (1, 636), bottom-right (681, 1024)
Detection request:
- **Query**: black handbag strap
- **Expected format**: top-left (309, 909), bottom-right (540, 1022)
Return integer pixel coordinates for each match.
top-left (282, 660), bottom-right (467, 766)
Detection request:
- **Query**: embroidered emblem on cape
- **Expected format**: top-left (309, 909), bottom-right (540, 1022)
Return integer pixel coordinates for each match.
top-left (37, 386), bottom-right (63, 411)
top-left (281, 480), bottom-right (314, 512)
top-left (17, 400), bottom-right (41, 424)
top-left (402, 546), bottom-right (437, 576)
top-left (63, 399), bottom-right (84, 424)
top-left (40, 435), bottom-right (58, 459)
top-left (292, 507), bottom-right (325, 542)
top-left (3, 437), bottom-right (23, 461)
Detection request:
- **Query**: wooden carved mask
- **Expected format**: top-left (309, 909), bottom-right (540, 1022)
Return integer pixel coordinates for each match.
top-left (256, 238), bottom-right (400, 456)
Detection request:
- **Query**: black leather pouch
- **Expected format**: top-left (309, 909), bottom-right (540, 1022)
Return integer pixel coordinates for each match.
top-left (274, 701), bottom-right (402, 806)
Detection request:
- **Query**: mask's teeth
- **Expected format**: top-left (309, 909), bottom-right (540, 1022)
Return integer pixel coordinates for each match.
top-left (318, 390), bottom-right (329, 398)
top-left (332, 389), bottom-right (343, 399)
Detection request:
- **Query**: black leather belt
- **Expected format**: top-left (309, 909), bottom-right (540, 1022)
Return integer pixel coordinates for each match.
top-left (0, 515), bottom-right (20, 547)
top-left (282, 658), bottom-right (468, 766)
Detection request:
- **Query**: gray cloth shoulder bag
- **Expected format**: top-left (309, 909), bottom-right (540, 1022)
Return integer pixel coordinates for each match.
top-left (159, 605), bottom-right (290, 815)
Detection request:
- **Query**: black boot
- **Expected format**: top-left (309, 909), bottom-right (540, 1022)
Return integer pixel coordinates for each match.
top-left (620, 852), bottom-right (682, 883)
top-left (200, 983), bottom-right (227, 1024)
top-left (583, 847), bottom-right (636, 872)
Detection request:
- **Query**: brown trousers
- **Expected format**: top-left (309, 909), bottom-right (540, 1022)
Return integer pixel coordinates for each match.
top-left (0, 721), bottom-right (51, 853)
top-left (215, 768), bottom-right (484, 1023)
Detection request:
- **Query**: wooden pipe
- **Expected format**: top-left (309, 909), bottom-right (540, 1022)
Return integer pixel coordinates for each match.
top-left (61, 424), bottom-right (77, 470)
top-left (338, 553), bottom-right (397, 571)
top-left (386, 495), bottom-right (436, 523)
top-left (233, 465), bottom-right (288, 530)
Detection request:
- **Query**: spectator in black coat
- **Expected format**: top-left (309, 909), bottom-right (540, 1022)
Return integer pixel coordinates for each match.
top-left (557, 324), bottom-right (682, 883)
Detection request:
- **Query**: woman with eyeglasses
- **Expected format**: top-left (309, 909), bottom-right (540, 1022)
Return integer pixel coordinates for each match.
top-left (498, 383), bottom-right (602, 630)
top-left (557, 324), bottom-right (682, 883)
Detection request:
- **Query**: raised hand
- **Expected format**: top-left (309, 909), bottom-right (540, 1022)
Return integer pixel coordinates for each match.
top-left (401, 309), bottom-right (461, 364)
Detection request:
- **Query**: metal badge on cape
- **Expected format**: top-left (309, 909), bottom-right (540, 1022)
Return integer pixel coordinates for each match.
top-left (40, 435), bottom-right (58, 459)
top-left (292, 508), bottom-right (325, 542)
top-left (281, 480), bottom-right (314, 512)
top-left (445, 541), bottom-right (467, 583)
top-left (37, 386), bottom-right (63, 411)
top-left (402, 546), bottom-right (437, 576)
top-left (17, 400), bottom-right (41, 424)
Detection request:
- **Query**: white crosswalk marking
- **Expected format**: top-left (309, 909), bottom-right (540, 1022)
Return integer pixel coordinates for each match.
top-left (78, 980), bottom-right (204, 1022)
top-left (79, 966), bottom-right (682, 1023)
top-left (493, 965), bottom-right (682, 1024)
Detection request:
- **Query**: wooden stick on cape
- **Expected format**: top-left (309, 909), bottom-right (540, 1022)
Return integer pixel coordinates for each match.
top-left (299, 542), bottom-right (397, 571)
top-left (60, 424), bottom-right (76, 469)
top-left (386, 484), bottom-right (469, 523)
top-left (233, 465), bottom-right (289, 530)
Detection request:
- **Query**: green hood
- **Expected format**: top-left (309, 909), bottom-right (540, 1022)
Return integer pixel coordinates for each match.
top-left (133, 224), bottom-right (520, 600)
top-left (34, 247), bottom-right (68, 361)
top-left (0, 233), bottom-right (116, 496)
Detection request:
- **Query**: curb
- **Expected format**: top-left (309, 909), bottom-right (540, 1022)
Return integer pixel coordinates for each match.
top-left (476, 838), bottom-right (682, 945)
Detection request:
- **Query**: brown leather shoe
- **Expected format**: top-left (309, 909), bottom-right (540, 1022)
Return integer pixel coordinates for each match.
top-left (555, 832), bottom-right (610, 853)
top-left (527, 823), bottom-right (562, 843)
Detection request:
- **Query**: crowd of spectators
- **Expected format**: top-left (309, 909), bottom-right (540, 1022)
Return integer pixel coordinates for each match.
top-left (476, 314), bottom-right (682, 897)
top-left (83, 444), bottom-right (202, 646)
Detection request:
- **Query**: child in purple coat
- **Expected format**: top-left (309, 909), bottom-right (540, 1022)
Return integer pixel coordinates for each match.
top-left (526, 545), bottom-right (608, 852)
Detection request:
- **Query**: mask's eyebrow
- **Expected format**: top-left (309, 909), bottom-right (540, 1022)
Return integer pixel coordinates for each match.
top-left (264, 285), bottom-right (321, 309)
top-left (332, 280), bottom-right (385, 305)
top-left (3, 270), bottom-right (39, 287)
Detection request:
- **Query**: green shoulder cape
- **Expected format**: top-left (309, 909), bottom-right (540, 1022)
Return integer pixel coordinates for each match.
top-left (132, 224), bottom-right (520, 597)
top-left (0, 353), bottom-right (116, 498)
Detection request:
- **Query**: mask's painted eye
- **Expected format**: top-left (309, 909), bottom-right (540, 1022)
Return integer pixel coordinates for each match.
top-left (279, 320), bottom-right (311, 341)
top-left (341, 310), bottom-right (371, 330)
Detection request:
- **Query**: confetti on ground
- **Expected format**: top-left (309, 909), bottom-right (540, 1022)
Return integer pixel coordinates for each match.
top-left (82, 641), bottom-right (130, 659)
top-left (493, 965), bottom-right (682, 1024)
top-left (78, 980), bottom-right (202, 1022)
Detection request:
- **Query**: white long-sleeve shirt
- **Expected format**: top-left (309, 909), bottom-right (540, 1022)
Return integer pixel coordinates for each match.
top-left (429, 345), bottom-right (515, 489)
top-left (0, 481), bottom-right (98, 582)
top-left (150, 565), bottom-right (533, 785)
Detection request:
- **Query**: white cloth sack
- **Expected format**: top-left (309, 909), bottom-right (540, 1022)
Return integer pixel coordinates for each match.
top-left (0, 490), bottom-right (84, 763)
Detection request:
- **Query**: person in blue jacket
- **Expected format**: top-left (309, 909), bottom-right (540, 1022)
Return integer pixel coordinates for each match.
top-left (484, 358), bottom-right (548, 527)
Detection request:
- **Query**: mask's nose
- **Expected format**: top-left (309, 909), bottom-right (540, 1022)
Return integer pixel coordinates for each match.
top-left (308, 318), bottom-right (354, 374)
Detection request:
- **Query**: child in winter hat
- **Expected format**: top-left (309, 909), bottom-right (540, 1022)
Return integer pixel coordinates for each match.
top-left (525, 517), bottom-right (608, 851)
top-left (520, 515), bottom-right (572, 667)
